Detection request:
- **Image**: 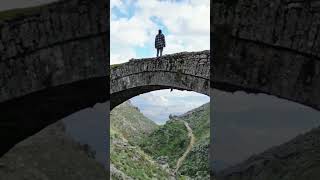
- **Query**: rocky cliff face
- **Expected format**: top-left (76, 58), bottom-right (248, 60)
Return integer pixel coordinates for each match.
top-left (0, 0), bottom-right (108, 103)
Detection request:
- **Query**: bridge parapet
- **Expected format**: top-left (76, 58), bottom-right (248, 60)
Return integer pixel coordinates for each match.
top-left (111, 50), bottom-right (210, 81)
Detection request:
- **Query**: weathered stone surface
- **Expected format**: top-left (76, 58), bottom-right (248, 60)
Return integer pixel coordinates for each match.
top-left (212, 0), bottom-right (320, 111)
top-left (0, 0), bottom-right (109, 157)
top-left (212, 0), bottom-right (320, 178)
top-left (0, 0), bottom-right (108, 103)
top-left (110, 50), bottom-right (210, 109)
top-left (0, 77), bottom-right (108, 156)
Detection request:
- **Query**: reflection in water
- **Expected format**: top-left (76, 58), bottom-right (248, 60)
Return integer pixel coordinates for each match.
top-left (212, 89), bottom-right (320, 172)
top-left (62, 101), bottom-right (109, 168)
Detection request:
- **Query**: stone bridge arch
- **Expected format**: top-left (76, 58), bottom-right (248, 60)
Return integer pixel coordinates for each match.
top-left (1, 0), bottom-right (319, 160)
top-left (0, 0), bottom-right (108, 155)
top-left (212, 0), bottom-right (320, 111)
top-left (110, 51), bottom-right (210, 109)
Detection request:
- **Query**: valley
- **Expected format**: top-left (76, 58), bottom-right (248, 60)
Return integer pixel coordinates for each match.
top-left (110, 101), bottom-right (210, 179)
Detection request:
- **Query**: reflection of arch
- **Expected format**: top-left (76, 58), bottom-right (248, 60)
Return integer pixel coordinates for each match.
top-left (0, 0), bottom-right (108, 155)
top-left (110, 51), bottom-right (210, 109)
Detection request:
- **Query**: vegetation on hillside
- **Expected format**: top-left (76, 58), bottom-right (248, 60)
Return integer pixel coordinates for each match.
top-left (139, 120), bottom-right (189, 168)
top-left (176, 103), bottom-right (210, 179)
top-left (111, 100), bottom-right (210, 179)
top-left (110, 101), bottom-right (171, 179)
top-left (111, 129), bottom-right (170, 179)
top-left (139, 103), bottom-right (210, 179)
top-left (111, 101), bottom-right (158, 144)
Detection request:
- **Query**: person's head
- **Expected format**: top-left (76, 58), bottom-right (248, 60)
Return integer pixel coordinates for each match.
top-left (158, 29), bottom-right (162, 34)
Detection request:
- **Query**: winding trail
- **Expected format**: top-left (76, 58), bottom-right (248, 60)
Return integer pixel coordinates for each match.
top-left (174, 121), bottom-right (195, 174)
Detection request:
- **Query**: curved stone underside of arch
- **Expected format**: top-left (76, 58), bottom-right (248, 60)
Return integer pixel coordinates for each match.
top-left (211, 0), bottom-right (320, 178)
top-left (0, 0), bottom-right (108, 156)
top-left (0, 0), bottom-right (108, 103)
top-left (110, 51), bottom-right (210, 109)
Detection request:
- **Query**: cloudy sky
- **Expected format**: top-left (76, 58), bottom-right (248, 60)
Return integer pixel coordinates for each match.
top-left (110, 0), bottom-right (210, 64)
top-left (131, 90), bottom-right (209, 124)
top-left (111, 0), bottom-right (210, 124)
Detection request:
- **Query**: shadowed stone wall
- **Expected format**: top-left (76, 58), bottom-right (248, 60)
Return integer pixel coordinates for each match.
top-left (0, 0), bottom-right (108, 103)
top-left (0, 0), bottom-right (108, 156)
top-left (212, 0), bottom-right (320, 179)
top-left (212, 0), bottom-right (320, 110)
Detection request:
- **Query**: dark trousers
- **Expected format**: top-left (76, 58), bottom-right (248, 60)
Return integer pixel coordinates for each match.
top-left (157, 48), bottom-right (163, 57)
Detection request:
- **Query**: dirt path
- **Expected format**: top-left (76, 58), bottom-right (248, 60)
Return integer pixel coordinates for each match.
top-left (174, 121), bottom-right (195, 174)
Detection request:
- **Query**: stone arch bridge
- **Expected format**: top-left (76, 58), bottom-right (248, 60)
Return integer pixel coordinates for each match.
top-left (110, 51), bottom-right (210, 109)
top-left (0, 0), bottom-right (108, 155)
top-left (211, 0), bottom-right (320, 111)
top-left (0, 0), bottom-right (319, 160)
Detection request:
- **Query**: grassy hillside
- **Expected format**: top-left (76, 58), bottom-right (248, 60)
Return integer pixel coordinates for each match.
top-left (176, 103), bottom-right (210, 179)
top-left (110, 101), bottom-right (171, 179)
top-left (111, 100), bottom-right (210, 179)
top-left (139, 120), bottom-right (189, 168)
top-left (111, 101), bottom-right (158, 144)
top-left (111, 130), bottom-right (171, 179)
top-left (140, 102), bottom-right (210, 179)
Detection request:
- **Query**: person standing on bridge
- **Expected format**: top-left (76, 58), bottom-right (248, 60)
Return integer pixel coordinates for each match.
top-left (155, 29), bottom-right (166, 57)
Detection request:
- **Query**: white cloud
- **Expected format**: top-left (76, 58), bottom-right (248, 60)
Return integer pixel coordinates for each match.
top-left (131, 89), bottom-right (209, 124)
top-left (110, 0), bottom-right (210, 64)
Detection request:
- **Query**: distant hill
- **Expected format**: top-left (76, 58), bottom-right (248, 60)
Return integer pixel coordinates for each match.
top-left (111, 101), bottom-right (158, 143)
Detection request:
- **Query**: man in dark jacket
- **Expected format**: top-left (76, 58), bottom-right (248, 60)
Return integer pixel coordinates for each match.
top-left (155, 29), bottom-right (166, 57)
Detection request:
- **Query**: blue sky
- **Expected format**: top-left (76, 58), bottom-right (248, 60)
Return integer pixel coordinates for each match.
top-left (111, 0), bottom-right (210, 124)
top-left (110, 0), bottom-right (210, 64)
